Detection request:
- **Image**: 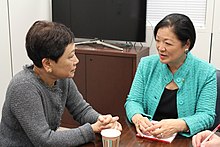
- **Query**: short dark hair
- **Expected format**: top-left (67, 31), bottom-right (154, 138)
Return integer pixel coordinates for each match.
top-left (154, 13), bottom-right (196, 51)
top-left (25, 20), bottom-right (74, 67)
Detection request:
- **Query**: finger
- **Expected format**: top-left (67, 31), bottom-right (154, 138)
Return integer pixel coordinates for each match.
top-left (146, 120), bottom-right (154, 127)
top-left (103, 116), bottom-right (119, 125)
top-left (195, 131), bottom-right (211, 147)
top-left (137, 118), bottom-right (152, 130)
top-left (100, 124), bottom-right (112, 129)
top-left (137, 124), bottom-right (151, 137)
top-left (101, 121), bottom-right (118, 129)
top-left (205, 139), bottom-right (219, 147)
top-left (149, 127), bottom-right (164, 138)
top-left (103, 114), bottom-right (113, 120)
top-left (146, 123), bottom-right (160, 132)
top-left (192, 135), bottom-right (201, 147)
top-left (140, 122), bottom-right (149, 129)
top-left (136, 126), bottom-right (145, 137)
top-left (192, 135), bottom-right (197, 147)
top-left (155, 133), bottom-right (164, 138)
top-left (114, 122), bottom-right (122, 131)
top-left (99, 114), bottom-right (113, 124)
top-left (117, 123), bottom-right (122, 131)
top-left (98, 115), bottom-right (105, 122)
top-left (111, 116), bottom-right (119, 122)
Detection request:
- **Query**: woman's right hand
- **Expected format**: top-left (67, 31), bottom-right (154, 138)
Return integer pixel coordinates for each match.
top-left (131, 114), bottom-right (153, 137)
top-left (91, 114), bottom-right (122, 133)
top-left (192, 130), bottom-right (220, 147)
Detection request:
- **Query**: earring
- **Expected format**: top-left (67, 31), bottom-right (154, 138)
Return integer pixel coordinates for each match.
top-left (184, 48), bottom-right (189, 54)
top-left (48, 69), bottom-right (52, 73)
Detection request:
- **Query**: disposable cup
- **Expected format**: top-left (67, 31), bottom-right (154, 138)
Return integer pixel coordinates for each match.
top-left (101, 129), bottom-right (121, 147)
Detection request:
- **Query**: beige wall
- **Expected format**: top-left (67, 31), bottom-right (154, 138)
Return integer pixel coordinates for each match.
top-left (0, 0), bottom-right (51, 117)
top-left (0, 0), bottom-right (12, 118)
top-left (211, 0), bottom-right (220, 69)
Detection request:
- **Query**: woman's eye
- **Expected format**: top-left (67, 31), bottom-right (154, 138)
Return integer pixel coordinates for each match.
top-left (165, 42), bottom-right (172, 45)
top-left (69, 55), bottom-right (74, 59)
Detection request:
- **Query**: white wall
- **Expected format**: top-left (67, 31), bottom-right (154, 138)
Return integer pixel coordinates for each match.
top-left (147, 28), bottom-right (213, 62)
top-left (147, 0), bottom-right (220, 70)
top-left (9, 0), bottom-right (52, 75)
top-left (0, 0), bottom-right (51, 117)
top-left (210, 0), bottom-right (220, 69)
top-left (0, 0), bottom-right (12, 118)
top-left (147, 0), bottom-right (215, 64)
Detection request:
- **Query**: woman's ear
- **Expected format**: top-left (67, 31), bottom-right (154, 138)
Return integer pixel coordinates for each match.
top-left (42, 58), bottom-right (52, 73)
top-left (185, 39), bottom-right (191, 49)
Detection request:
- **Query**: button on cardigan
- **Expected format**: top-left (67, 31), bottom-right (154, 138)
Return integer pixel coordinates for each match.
top-left (125, 52), bottom-right (217, 137)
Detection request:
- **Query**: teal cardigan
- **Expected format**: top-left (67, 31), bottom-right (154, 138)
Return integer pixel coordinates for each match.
top-left (125, 53), bottom-right (217, 137)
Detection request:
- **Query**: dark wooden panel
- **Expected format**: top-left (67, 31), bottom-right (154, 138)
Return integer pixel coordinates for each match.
top-left (61, 54), bottom-right (86, 128)
top-left (60, 108), bottom-right (79, 128)
top-left (86, 55), bottom-right (133, 117)
top-left (61, 45), bottom-right (149, 127)
top-left (73, 53), bottom-right (86, 99)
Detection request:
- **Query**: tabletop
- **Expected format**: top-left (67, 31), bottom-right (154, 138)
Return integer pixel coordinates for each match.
top-left (82, 116), bottom-right (192, 147)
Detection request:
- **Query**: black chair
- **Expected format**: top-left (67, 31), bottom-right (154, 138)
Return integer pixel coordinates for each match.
top-left (210, 69), bottom-right (220, 130)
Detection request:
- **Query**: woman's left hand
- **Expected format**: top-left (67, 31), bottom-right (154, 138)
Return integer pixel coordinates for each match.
top-left (97, 114), bottom-right (122, 131)
top-left (145, 119), bottom-right (188, 138)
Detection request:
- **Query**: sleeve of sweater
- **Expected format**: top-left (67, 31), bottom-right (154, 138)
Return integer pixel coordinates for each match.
top-left (9, 80), bottom-right (99, 147)
top-left (65, 79), bottom-right (100, 125)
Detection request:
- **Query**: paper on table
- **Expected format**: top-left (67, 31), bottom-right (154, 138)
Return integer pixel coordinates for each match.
top-left (136, 132), bottom-right (177, 143)
top-left (136, 120), bottom-right (177, 143)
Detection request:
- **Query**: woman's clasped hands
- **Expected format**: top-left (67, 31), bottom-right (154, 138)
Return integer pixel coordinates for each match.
top-left (91, 114), bottom-right (122, 133)
top-left (132, 114), bottom-right (187, 138)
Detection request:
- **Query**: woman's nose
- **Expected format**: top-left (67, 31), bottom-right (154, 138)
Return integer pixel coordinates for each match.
top-left (74, 55), bottom-right (79, 65)
top-left (157, 43), bottom-right (166, 51)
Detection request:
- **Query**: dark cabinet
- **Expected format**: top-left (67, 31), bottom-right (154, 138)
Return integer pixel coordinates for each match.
top-left (61, 44), bottom-right (149, 127)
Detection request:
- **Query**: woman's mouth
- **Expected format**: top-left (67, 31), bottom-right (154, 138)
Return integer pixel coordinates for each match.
top-left (160, 54), bottom-right (167, 60)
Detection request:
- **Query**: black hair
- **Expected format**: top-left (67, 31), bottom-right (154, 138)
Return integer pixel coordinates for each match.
top-left (154, 13), bottom-right (196, 51)
top-left (25, 20), bottom-right (75, 67)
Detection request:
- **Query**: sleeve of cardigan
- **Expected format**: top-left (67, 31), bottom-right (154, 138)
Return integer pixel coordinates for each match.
top-left (124, 58), bottom-right (151, 123)
top-left (10, 81), bottom-right (97, 147)
top-left (180, 67), bottom-right (217, 137)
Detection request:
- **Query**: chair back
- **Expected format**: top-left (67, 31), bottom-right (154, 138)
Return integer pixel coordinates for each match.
top-left (210, 69), bottom-right (220, 130)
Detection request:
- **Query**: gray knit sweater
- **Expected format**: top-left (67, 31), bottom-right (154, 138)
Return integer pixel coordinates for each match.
top-left (0, 65), bottom-right (100, 146)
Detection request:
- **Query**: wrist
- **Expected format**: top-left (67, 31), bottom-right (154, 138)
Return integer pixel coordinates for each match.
top-left (132, 114), bottom-right (142, 124)
top-left (91, 123), bottom-right (99, 133)
top-left (178, 119), bottom-right (189, 132)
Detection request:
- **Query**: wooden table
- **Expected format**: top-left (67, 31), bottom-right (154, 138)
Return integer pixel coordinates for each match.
top-left (82, 116), bottom-right (192, 147)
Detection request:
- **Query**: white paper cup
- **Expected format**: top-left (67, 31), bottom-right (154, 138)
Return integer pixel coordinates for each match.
top-left (101, 129), bottom-right (121, 147)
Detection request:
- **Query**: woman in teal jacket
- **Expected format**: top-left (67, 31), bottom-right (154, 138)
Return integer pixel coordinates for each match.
top-left (125, 13), bottom-right (217, 138)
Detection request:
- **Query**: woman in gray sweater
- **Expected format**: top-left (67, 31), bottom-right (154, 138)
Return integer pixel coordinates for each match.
top-left (0, 20), bottom-right (122, 147)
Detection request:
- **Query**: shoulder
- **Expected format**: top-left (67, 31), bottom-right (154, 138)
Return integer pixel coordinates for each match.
top-left (134, 55), bottom-right (163, 80)
top-left (139, 54), bottom-right (160, 68)
top-left (140, 54), bottom-right (159, 63)
top-left (57, 78), bottom-right (77, 91)
top-left (184, 53), bottom-right (216, 82)
top-left (9, 68), bottom-right (35, 90)
top-left (189, 53), bottom-right (216, 74)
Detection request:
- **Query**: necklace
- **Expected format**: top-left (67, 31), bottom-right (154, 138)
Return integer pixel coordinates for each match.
top-left (33, 66), bottom-right (55, 87)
